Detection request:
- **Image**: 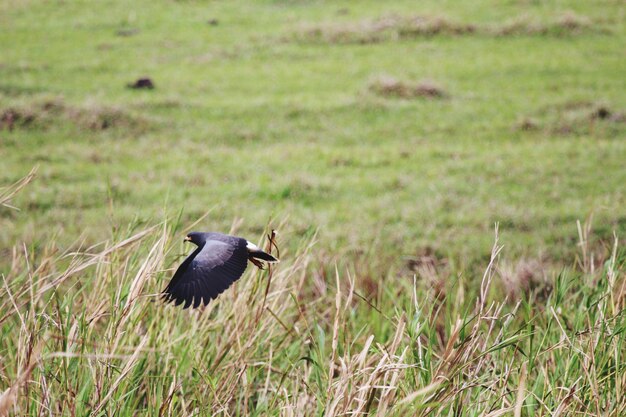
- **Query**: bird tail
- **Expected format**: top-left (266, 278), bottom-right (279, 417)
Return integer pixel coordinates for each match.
top-left (249, 249), bottom-right (279, 263)
top-left (246, 241), bottom-right (279, 263)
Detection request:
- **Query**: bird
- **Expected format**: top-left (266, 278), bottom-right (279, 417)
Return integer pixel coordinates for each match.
top-left (162, 231), bottom-right (279, 309)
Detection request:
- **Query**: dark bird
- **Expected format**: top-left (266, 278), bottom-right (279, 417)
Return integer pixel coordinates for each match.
top-left (162, 232), bottom-right (278, 309)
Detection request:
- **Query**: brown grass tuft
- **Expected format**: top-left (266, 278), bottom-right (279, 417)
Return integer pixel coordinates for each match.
top-left (0, 98), bottom-right (148, 133)
top-left (68, 104), bottom-right (143, 131)
top-left (518, 101), bottom-right (625, 137)
top-left (368, 76), bottom-right (447, 99)
top-left (406, 246), bottom-right (449, 273)
top-left (556, 11), bottom-right (593, 32)
top-left (398, 15), bottom-right (476, 37)
top-left (0, 108), bottom-right (36, 131)
top-left (554, 102), bottom-right (625, 135)
top-left (292, 12), bottom-right (599, 44)
top-left (494, 12), bottom-right (594, 36)
top-left (515, 117), bottom-right (540, 131)
top-left (294, 15), bottom-right (476, 45)
top-left (406, 246), bottom-right (450, 301)
top-left (499, 258), bottom-right (550, 300)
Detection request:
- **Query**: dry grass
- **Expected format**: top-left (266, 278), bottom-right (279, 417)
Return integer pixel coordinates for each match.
top-left (514, 117), bottom-right (540, 132)
top-left (293, 15), bottom-right (476, 45)
top-left (499, 258), bottom-right (550, 300)
top-left (1, 195), bottom-right (625, 415)
top-left (0, 168), bottom-right (37, 211)
top-left (0, 98), bottom-right (148, 133)
top-left (553, 102), bottom-right (625, 135)
top-left (0, 108), bottom-right (36, 131)
top-left (292, 12), bottom-right (600, 45)
top-left (516, 101), bottom-right (625, 137)
top-left (495, 12), bottom-right (594, 36)
top-left (368, 76), bottom-right (447, 99)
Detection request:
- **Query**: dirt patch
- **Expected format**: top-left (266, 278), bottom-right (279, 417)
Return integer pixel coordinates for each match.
top-left (368, 76), bottom-right (447, 99)
top-left (292, 12), bottom-right (601, 44)
top-left (127, 78), bottom-right (155, 90)
top-left (591, 105), bottom-right (612, 120)
top-left (0, 98), bottom-right (148, 133)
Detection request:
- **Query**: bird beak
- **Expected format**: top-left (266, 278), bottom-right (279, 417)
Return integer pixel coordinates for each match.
top-left (184, 236), bottom-right (191, 242)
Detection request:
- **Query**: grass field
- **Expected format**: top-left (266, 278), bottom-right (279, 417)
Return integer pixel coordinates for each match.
top-left (1, 0), bottom-right (625, 415)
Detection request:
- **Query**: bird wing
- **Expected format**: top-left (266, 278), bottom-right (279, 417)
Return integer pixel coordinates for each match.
top-left (163, 238), bottom-right (248, 308)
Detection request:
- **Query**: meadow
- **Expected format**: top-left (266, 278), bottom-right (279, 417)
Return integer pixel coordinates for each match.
top-left (1, 0), bottom-right (625, 415)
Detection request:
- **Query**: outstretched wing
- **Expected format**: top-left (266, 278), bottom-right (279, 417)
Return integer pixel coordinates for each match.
top-left (162, 238), bottom-right (248, 308)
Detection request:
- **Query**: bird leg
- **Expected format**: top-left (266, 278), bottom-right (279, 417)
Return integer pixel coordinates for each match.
top-left (250, 258), bottom-right (265, 269)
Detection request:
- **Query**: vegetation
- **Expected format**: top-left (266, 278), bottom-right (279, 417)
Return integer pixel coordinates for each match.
top-left (1, 200), bottom-right (624, 415)
top-left (1, 0), bottom-right (625, 415)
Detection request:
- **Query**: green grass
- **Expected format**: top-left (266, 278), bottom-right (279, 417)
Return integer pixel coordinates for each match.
top-left (1, 0), bottom-right (626, 415)
top-left (2, 0), bottom-right (625, 268)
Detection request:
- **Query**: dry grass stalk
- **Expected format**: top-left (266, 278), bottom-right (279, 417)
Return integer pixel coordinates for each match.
top-left (0, 352), bottom-right (40, 416)
top-left (91, 335), bottom-right (150, 415)
top-left (0, 167), bottom-right (37, 211)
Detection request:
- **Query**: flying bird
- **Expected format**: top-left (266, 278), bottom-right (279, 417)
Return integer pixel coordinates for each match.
top-left (162, 231), bottom-right (279, 309)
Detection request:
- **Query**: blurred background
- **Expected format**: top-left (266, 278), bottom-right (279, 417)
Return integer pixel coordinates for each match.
top-left (2, 0), bottom-right (625, 275)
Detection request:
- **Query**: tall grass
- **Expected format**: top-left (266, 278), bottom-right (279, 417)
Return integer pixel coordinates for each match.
top-left (0, 174), bottom-right (624, 416)
top-left (1, 218), bottom-right (624, 416)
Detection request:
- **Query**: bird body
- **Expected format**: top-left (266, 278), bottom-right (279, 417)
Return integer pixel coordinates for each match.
top-left (162, 232), bottom-right (278, 309)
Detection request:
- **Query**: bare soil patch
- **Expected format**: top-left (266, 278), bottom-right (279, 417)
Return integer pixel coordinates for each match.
top-left (127, 78), bottom-right (155, 90)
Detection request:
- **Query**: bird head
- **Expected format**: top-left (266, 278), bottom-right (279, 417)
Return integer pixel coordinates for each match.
top-left (184, 232), bottom-right (207, 246)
